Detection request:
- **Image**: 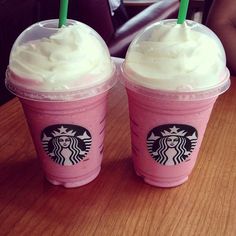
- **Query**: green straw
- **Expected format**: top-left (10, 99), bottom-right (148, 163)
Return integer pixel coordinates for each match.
top-left (177, 0), bottom-right (189, 24)
top-left (59, 0), bottom-right (69, 27)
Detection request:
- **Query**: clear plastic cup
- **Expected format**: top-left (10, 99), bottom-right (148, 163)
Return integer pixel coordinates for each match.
top-left (122, 19), bottom-right (230, 187)
top-left (5, 19), bottom-right (116, 188)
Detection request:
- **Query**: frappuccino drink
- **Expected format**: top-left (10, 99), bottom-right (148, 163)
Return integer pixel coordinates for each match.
top-left (122, 20), bottom-right (230, 187)
top-left (6, 19), bottom-right (116, 187)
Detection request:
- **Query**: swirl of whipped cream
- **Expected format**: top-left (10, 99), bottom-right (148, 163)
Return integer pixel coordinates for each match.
top-left (124, 21), bottom-right (227, 91)
top-left (9, 23), bottom-right (114, 92)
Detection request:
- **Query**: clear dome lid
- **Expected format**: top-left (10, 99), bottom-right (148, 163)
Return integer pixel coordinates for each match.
top-left (6, 19), bottom-right (116, 101)
top-left (122, 19), bottom-right (230, 101)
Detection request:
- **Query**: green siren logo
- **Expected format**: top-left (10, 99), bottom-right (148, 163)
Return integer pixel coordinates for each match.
top-left (147, 124), bottom-right (198, 166)
top-left (41, 124), bottom-right (92, 166)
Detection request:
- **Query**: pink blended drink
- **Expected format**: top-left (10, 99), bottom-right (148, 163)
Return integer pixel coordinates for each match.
top-left (5, 19), bottom-right (116, 188)
top-left (122, 19), bottom-right (230, 187)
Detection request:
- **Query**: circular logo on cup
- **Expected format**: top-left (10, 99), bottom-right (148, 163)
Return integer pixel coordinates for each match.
top-left (41, 124), bottom-right (92, 166)
top-left (147, 124), bottom-right (198, 166)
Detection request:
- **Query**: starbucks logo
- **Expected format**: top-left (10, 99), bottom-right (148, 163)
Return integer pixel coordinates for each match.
top-left (41, 124), bottom-right (92, 166)
top-left (147, 124), bottom-right (198, 166)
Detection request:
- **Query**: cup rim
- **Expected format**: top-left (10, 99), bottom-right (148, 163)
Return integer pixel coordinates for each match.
top-left (120, 64), bottom-right (230, 101)
top-left (5, 66), bottom-right (117, 102)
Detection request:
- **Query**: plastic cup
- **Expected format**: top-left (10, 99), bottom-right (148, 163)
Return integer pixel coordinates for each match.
top-left (122, 19), bottom-right (230, 187)
top-left (5, 19), bottom-right (116, 188)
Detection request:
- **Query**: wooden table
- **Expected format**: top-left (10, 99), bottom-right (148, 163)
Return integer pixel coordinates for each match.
top-left (1, 78), bottom-right (236, 235)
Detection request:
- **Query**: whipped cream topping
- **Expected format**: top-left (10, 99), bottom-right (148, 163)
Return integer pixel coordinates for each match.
top-left (124, 21), bottom-right (227, 91)
top-left (9, 23), bottom-right (114, 92)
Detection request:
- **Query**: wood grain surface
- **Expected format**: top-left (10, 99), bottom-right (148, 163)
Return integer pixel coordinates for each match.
top-left (0, 79), bottom-right (236, 236)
